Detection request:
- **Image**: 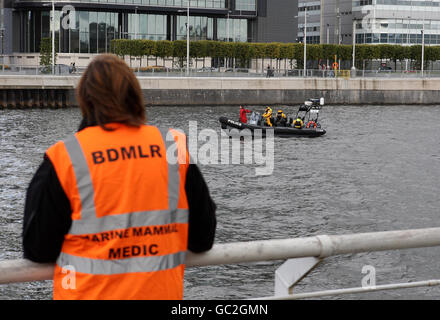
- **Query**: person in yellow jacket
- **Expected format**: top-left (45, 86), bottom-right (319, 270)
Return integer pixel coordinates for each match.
top-left (22, 54), bottom-right (217, 300)
top-left (274, 109), bottom-right (287, 127)
top-left (293, 117), bottom-right (304, 129)
top-left (262, 107), bottom-right (273, 127)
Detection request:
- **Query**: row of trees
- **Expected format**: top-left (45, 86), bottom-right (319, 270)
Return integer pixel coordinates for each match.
top-left (111, 39), bottom-right (440, 69)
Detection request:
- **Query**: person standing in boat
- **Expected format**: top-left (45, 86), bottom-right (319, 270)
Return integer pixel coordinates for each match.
top-left (239, 105), bottom-right (252, 124)
top-left (274, 109), bottom-right (287, 127)
top-left (262, 107), bottom-right (273, 127)
top-left (22, 54), bottom-right (217, 300)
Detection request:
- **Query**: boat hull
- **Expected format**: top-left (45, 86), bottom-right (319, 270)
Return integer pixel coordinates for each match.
top-left (219, 117), bottom-right (326, 137)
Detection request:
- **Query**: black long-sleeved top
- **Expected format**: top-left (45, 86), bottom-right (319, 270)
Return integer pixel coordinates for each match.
top-left (22, 122), bottom-right (216, 263)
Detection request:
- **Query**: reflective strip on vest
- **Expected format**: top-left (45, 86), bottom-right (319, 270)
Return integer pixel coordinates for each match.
top-left (56, 127), bottom-right (188, 275)
top-left (58, 251), bottom-right (186, 275)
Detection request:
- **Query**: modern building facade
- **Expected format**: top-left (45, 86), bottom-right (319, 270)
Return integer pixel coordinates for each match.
top-left (353, 0), bottom-right (440, 45)
top-left (2, 0), bottom-right (14, 55)
top-left (1, 0), bottom-right (305, 59)
top-left (297, 0), bottom-right (440, 46)
top-left (0, 0), bottom-right (256, 58)
top-left (2, 0), bottom-right (439, 66)
top-left (297, 0), bottom-right (353, 45)
top-left (6, 0), bottom-right (257, 55)
top-left (297, 0), bottom-right (321, 44)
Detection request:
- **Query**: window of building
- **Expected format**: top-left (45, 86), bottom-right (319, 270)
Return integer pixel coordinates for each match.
top-left (217, 18), bottom-right (247, 42)
top-left (20, 7), bottom-right (253, 53)
top-left (298, 5), bottom-right (321, 11)
top-left (106, 0), bottom-right (226, 7)
top-left (296, 35), bottom-right (320, 44)
top-left (235, 0), bottom-right (256, 11)
top-left (60, 11), bottom-right (119, 54)
top-left (79, 11), bottom-right (89, 53)
top-left (365, 33), bottom-right (372, 43)
top-left (128, 14), bottom-right (167, 40)
top-left (176, 15), bottom-right (214, 40)
top-left (353, 0), bottom-right (372, 6)
top-left (41, 11), bottom-right (50, 39)
top-left (355, 32), bottom-right (440, 44)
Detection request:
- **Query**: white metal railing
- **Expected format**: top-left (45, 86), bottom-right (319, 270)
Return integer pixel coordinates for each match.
top-left (256, 279), bottom-right (440, 300)
top-left (1, 227), bottom-right (440, 299)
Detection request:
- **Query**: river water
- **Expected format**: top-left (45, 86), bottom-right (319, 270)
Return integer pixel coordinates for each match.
top-left (0, 104), bottom-right (439, 300)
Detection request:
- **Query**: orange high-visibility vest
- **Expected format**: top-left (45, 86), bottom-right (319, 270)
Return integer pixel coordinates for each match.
top-left (46, 124), bottom-right (190, 300)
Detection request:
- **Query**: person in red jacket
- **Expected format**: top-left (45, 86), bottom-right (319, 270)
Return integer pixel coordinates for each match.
top-left (239, 105), bottom-right (251, 123)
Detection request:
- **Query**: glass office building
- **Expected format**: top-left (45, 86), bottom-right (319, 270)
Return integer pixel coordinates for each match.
top-left (12, 0), bottom-right (257, 53)
top-left (353, 0), bottom-right (440, 45)
top-left (296, 0), bottom-right (440, 46)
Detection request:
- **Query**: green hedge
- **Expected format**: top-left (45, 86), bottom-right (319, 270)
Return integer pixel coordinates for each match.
top-left (111, 39), bottom-right (440, 65)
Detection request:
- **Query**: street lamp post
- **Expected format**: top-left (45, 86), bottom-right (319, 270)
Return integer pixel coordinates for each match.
top-left (303, 7), bottom-right (307, 77)
top-left (351, 19), bottom-right (356, 75)
top-left (186, 3), bottom-right (189, 76)
top-left (421, 27), bottom-right (425, 77)
top-left (294, 8), bottom-right (308, 77)
top-left (326, 23), bottom-right (329, 44)
top-left (178, 3), bottom-right (190, 76)
top-left (227, 11), bottom-right (230, 43)
top-left (135, 7), bottom-right (138, 40)
top-left (51, 0), bottom-right (55, 74)
top-left (1, 1), bottom-right (4, 73)
top-left (326, 23), bottom-right (329, 69)
top-left (226, 10), bottom-right (232, 68)
top-left (0, 28), bottom-right (4, 72)
top-left (337, 9), bottom-right (341, 45)
top-left (406, 16), bottom-right (410, 72)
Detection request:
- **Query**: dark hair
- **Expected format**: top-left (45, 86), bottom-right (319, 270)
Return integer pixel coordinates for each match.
top-left (76, 54), bottom-right (146, 130)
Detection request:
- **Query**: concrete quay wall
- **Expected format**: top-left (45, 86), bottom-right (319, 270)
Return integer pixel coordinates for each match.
top-left (0, 76), bottom-right (439, 107)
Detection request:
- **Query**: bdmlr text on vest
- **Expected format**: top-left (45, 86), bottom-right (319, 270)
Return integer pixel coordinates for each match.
top-left (91, 145), bottom-right (162, 164)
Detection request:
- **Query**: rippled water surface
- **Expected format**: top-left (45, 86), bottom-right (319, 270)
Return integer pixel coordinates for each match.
top-left (1, 105), bottom-right (440, 300)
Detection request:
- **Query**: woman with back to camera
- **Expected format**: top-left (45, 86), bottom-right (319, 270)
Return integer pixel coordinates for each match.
top-left (22, 54), bottom-right (217, 300)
